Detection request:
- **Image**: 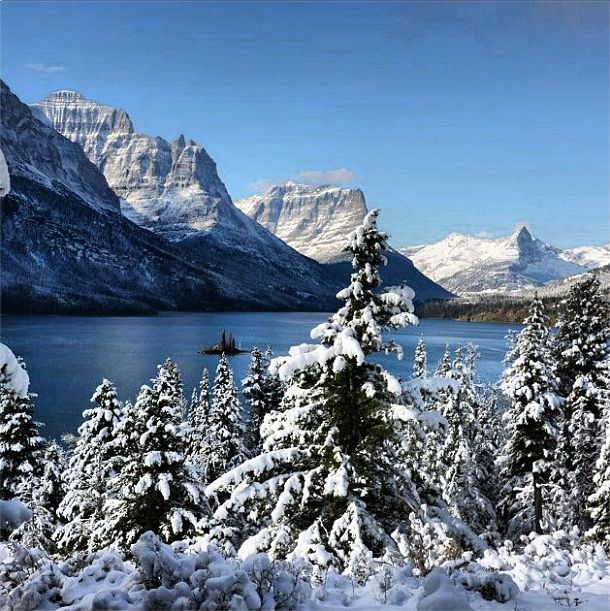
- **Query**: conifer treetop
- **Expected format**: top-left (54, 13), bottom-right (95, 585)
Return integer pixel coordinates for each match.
top-left (272, 209), bottom-right (418, 383)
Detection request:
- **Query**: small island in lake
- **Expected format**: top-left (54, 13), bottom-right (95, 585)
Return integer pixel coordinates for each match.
top-left (199, 330), bottom-right (248, 355)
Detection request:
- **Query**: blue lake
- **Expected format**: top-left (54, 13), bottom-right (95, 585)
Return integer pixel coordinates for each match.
top-left (0, 313), bottom-right (521, 440)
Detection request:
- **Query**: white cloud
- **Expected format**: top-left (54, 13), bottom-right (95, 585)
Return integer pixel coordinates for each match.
top-left (251, 168), bottom-right (357, 194)
top-left (294, 168), bottom-right (356, 186)
top-left (24, 62), bottom-right (67, 74)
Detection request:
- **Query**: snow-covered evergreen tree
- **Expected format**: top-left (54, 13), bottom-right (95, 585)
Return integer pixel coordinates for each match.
top-left (243, 348), bottom-right (284, 453)
top-left (554, 275), bottom-right (610, 530)
top-left (435, 344), bottom-right (452, 377)
top-left (439, 347), bottom-right (496, 537)
top-left (186, 368), bottom-right (210, 459)
top-left (588, 405), bottom-right (610, 547)
top-left (10, 441), bottom-right (66, 552)
top-left (498, 297), bottom-right (561, 538)
top-left (205, 209), bottom-right (432, 575)
top-left (54, 379), bottom-right (123, 553)
top-left (413, 337), bottom-right (428, 379)
top-left (203, 355), bottom-right (249, 483)
top-left (243, 347), bottom-right (268, 452)
top-left (96, 360), bottom-right (204, 550)
top-left (0, 366), bottom-right (44, 499)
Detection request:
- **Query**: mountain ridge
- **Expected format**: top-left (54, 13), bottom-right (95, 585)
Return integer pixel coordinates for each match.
top-left (236, 182), bottom-right (454, 301)
top-left (31, 89), bottom-right (341, 311)
top-left (399, 227), bottom-right (590, 295)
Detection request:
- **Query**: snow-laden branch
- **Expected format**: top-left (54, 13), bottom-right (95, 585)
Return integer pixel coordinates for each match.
top-left (0, 343), bottom-right (29, 397)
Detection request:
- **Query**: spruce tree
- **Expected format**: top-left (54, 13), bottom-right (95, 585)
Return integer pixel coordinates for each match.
top-left (0, 367), bottom-right (44, 499)
top-left (204, 355), bottom-right (248, 482)
top-left (186, 368), bottom-right (210, 459)
top-left (555, 275), bottom-right (610, 530)
top-left (205, 209), bottom-right (429, 575)
top-left (413, 336), bottom-right (428, 379)
top-left (436, 344), bottom-right (452, 377)
top-left (439, 347), bottom-right (496, 536)
top-left (243, 347), bottom-right (284, 453)
top-left (588, 403), bottom-right (610, 547)
top-left (11, 441), bottom-right (66, 552)
top-left (55, 379), bottom-right (123, 553)
top-left (97, 360), bottom-right (204, 550)
top-left (498, 297), bottom-right (560, 538)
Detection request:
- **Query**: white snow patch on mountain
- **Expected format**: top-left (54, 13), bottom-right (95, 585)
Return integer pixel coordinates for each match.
top-left (400, 227), bottom-right (587, 295)
top-left (561, 244), bottom-right (610, 270)
top-left (236, 182), bottom-right (368, 263)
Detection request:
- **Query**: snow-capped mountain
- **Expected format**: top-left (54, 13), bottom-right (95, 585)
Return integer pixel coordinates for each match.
top-left (236, 182), bottom-right (368, 264)
top-left (236, 183), bottom-right (454, 301)
top-left (560, 244), bottom-right (610, 270)
top-left (32, 90), bottom-right (339, 310)
top-left (399, 227), bottom-right (587, 295)
top-left (33, 90), bottom-right (235, 241)
top-left (0, 80), bottom-right (224, 313)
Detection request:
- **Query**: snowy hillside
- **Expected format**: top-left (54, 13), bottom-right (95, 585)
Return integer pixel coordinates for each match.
top-left (236, 182), bottom-right (454, 301)
top-left (400, 227), bottom-right (586, 295)
top-left (33, 91), bottom-right (340, 310)
top-left (561, 244), bottom-right (610, 269)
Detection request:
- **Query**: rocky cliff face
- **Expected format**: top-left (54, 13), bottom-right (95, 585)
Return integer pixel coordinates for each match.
top-left (236, 183), bottom-right (368, 264)
top-left (33, 90), bottom-right (237, 240)
top-left (236, 183), bottom-right (454, 301)
top-left (400, 227), bottom-right (586, 295)
top-left (1, 81), bottom-right (228, 313)
top-left (29, 89), bottom-right (339, 311)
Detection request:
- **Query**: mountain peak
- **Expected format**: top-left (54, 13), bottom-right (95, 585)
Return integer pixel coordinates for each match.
top-left (513, 225), bottom-right (532, 240)
top-left (236, 183), bottom-right (368, 263)
top-left (399, 227), bottom-right (586, 295)
top-left (44, 89), bottom-right (87, 102)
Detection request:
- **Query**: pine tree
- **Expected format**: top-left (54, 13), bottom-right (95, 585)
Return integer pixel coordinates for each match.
top-left (0, 366), bottom-right (44, 499)
top-left (96, 360), bottom-right (204, 550)
top-left (498, 297), bottom-right (560, 538)
top-left (11, 441), bottom-right (66, 552)
top-left (554, 275), bottom-right (610, 530)
top-left (204, 355), bottom-right (249, 482)
top-left (204, 209), bottom-right (434, 575)
top-left (435, 344), bottom-right (452, 377)
top-left (588, 402), bottom-right (610, 547)
top-left (439, 347), bottom-right (496, 537)
top-left (243, 347), bottom-right (284, 453)
top-left (413, 336), bottom-right (428, 379)
top-left (186, 368), bottom-right (210, 459)
top-left (54, 379), bottom-right (123, 553)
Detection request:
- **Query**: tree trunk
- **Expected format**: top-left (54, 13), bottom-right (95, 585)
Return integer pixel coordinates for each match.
top-left (533, 471), bottom-right (542, 534)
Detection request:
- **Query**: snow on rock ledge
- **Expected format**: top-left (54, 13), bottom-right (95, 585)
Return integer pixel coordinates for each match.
top-left (0, 343), bottom-right (29, 397)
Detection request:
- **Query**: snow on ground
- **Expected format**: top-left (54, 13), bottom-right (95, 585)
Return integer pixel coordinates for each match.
top-left (1, 530), bottom-right (608, 610)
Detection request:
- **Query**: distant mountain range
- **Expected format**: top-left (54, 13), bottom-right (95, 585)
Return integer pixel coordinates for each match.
top-left (399, 228), bottom-right (609, 296)
top-left (236, 183), bottom-right (453, 301)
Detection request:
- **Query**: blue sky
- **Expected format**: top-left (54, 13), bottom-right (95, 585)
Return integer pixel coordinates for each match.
top-left (2, 1), bottom-right (608, 247)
